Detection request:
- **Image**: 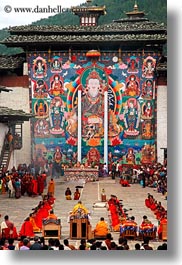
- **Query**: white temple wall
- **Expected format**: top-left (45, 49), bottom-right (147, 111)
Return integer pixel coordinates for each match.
top-left (157, 85), bottom-right (167, 164)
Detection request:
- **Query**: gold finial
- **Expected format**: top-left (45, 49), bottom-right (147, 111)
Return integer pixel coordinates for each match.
top-left (134, 1), bottom-right (138, 11)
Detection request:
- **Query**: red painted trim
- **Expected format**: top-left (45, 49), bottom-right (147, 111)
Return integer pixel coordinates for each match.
top-left (0, 75), bottom-right (29, 87)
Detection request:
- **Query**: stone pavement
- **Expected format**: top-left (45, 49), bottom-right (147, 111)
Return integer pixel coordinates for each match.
top-left (0, 176), bottom-right (167, 250)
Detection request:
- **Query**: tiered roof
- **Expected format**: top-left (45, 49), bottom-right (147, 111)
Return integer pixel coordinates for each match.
top-left (2, 20), bottom-right (166, 48)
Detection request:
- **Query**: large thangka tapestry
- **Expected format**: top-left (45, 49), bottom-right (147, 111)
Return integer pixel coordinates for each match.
top-left (28, 51), bottom-right (159, 173)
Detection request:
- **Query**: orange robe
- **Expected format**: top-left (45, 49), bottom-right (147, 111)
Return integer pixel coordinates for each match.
top-left (48, 180), bottom-right (55, 196)
top-left (47, 213), bottom-right (57, 219)
top-left (29, 216), bottom-right (41, 232)
top-left (94, 220), bottom-right (109, 237)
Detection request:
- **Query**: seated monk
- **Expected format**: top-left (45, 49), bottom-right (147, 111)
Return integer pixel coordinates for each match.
top-left (113, 215), bottom-right (126, 232)
top-left (29, 213), bottom-right (41, 233)
top-left (94, 217), bottom-right (109, 238)
top-left (139, 215), bottom-right (156, 235)
top-left (72, 200), bottom-right (89, 215)
top-left (140, 215), bottom-right (152, 227)
top-left (150, 199), bottom-right (158, 211)
top-left (120, 179), bottom-right (130, 187)
top-left (145, 194), bottom-right (155, 209)
top-left (145, 194), bottom-right (152, 208)
top-left (19, 217), bottom-right (35, 238)
top-left (154, 202), bottom-right (166, 220)
top-left (157, 213), bottom-right (167, 240)
top-left (47, 193), bottom-right (56, 206)
top-left (69, 200), bottom-right (90, 221)
top-left (111, 212), bottom-right (120, 228)
top-left (74, 188), bottom-right (80, 200)
top-left (120, 216), bottom-right (138, 235)
top-left (34, 202), bottom-right (51, 229)
top-left (108, 195), bottom-right (120, 207)
top-left (65, 187), bottom-right (72, 200)
top-left (47, 209), bottom-right (58, 220)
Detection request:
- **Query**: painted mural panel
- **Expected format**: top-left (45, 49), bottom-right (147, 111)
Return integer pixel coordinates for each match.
top-left (29, 53), bottom-right (79, 176)
top-left (106, 53), bottom-right (157, 166)
top-left (80, 66), bottom-right (105, 164)
top-left (28, 51), bottom-right (159, 171)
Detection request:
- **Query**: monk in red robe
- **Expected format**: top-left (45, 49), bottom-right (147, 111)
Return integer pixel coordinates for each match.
top-left (37, 174), bottom-right (44, 195)
top-left (1, 215), bottom-right (18, 239)
top-left (120, 179), bottom-right (131, 187)
top-left (34, 200), bottom-right (52, 229)
top-left (73, 188), bottom-right (80, 200)
top-left (158, 214), bottom-right (167, 239)
top-left (145, 194), bottom-right (152, 208)
top-left (32, 178), bottom-right (38, 196)
top-left (19, 217), bottom-right (35, 238)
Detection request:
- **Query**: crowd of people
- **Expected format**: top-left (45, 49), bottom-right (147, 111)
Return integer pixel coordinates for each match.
top-left (0, 163), bottom-right (57, 199)
top-left (0, 232), bottom-right (167, 250)
top-left (0, 159), bottom-right (167, 250)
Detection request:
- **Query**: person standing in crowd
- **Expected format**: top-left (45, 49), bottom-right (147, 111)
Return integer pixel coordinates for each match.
top-left (6, 130), bottom-right (13, 148)
top-left (48, 178), bottom-right (55, 196)
top-left (103, 163), bottom-right (108, 177)
top-left (111, 162), bottom-right (116, 179)
top-left (116, 162), bottom-right (120, 178)
top-left (14, 177), bottom-right (21, 199)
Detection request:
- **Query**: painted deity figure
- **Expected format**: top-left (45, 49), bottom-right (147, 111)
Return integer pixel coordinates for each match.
top-left (33, 58), bottom-right (47, 78)
top-left (82, 70), bottom-right (105, 140)
top-left (141, 101), bottom-right (153, 119)
top-left (34, 119), bottom-right (49, 137)
top-left (126, 148), bottom-right (135, 164)
top-left (34, 100), bottom-right (48, 118)
top-left (54, 146), bottom-right (62, 164)
top-left (127, 57), bottom-right (139, 73)
top-left (142, 121), bottom-right (153, 139)
top-left (33, 79), bottom-right (48, 98)
top-left (124, 98), bottom-right (140, 136)
top-left (49, 96), bottom-right (65, 134)
top-left (142, 79), bottom-right (153, 99)
top-left (142, 56), bottom-right (156, 78)
top-left (141, 144), bottom-right (155, 164)
top-left (49, 75), bottom-right (64, 97)
top-left (51, 58), bottom-right (62, 72)
top-left (86, 148), bottom-right (100, 166)
top-left (125, 75), bottom-right (140, 97)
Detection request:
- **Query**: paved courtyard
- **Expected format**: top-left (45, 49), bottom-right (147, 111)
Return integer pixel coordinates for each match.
top-left (0, 176), bottom-right (167, 250)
